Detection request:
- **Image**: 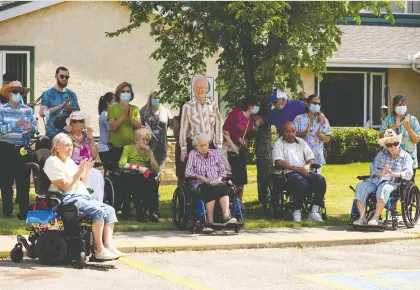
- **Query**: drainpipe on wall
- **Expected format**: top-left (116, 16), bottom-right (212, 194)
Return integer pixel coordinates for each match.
top-left (411, 51), bottom-right (420, 74)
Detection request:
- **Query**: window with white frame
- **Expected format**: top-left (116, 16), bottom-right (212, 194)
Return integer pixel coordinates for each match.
top-left (0, 47), bottom-right (34, 101)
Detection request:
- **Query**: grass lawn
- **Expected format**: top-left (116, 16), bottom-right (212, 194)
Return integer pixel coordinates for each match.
top-left (2, 163), bottom-right (414, 235)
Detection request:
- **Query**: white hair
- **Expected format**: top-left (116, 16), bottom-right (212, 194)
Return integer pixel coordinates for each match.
top-left (194, 132), bottom-right (210, 145)
top-left (193, 75), bottom-right (208, 86)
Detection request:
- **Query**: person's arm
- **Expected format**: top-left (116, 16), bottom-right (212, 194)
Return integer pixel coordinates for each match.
top-left (148, 150), bottom-right (160, 173)
top-left (370, 152), bottom-right (385, 177)
top-left (167, 110), bottom-right (173, 129)
top-left (389, 154), bottom-right (413, 180)
top-left (317, 118), bottom-right (332, 143)
top-left (217, 150), bottom-right (227, 178)
top-left (27, 109), bottom-right (38, 134)
top-left (185, 151), bottom-right (197, 178)
top-left (0, 109), bottom-right (25, 134)
top-left (70, 92), bottom-right (80, 111)
top-left (294, 115), bottom-right (310, 138)
top-left (223, 109), bottom-right (237, 141)
top-left (379, 115), bottom-right (392, 138)
top-left (86, 133), bottom-right (97, 159)
top-left (179, 104), bottom-right (189, 154)
top-left (301, 140), bottom-right (315, 169)
top-left (272, 139), bottom-right (295, 170)
top-left (46, 159), bottom-right (86, 193)
top-left (129, 106), bottom-right (143, 130)
top-left (214, 103), bottom-right (223, 150)
top-left (404, 116), bottom-right (420, 144)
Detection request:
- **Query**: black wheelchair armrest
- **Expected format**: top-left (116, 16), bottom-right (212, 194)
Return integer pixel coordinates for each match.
top-left (184, 176), bottom-right (196, 182)
top-left (37, 190), bottom-right (61, 198)
top-left (94, 162), bottom-right (104, 168)
top-left (116, 168), bottom-right (138, 175)
top-left (87, 188), bottom-right (94, 194)
top-left (310, 164), bottom-right (321, 170)
top-left (357, 175), bottom-right (371, 181)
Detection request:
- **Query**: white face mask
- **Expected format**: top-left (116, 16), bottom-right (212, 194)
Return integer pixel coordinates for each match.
top-left (395, 105), bottom-right (407, 116)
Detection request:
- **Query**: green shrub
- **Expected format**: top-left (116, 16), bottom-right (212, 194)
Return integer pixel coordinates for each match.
top-left (326, 128), bottom-right (380, 164)
top-left (245, 127), bottom-right (380, 165)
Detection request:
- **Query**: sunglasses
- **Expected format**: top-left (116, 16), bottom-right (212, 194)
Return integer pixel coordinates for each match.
top-left (310, 102), bottom-right (321, 105)
top-left (385, 141), bottom-right (400, 148)
top-left (59, 75), bottom-right (70, 80)
top-left (121, 90), bottom-right (131, 93)
top-left (10, 90), bottom-right (20, 94)
top-left (71, 119), bottom-right (84, 124)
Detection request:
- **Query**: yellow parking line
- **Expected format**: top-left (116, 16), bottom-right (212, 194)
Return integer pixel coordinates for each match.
top-left (120, 257), bottom-right (215, 290)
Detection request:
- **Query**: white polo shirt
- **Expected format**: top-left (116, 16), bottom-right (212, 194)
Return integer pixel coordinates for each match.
top-left (272, 137), bottom-right (315, 173)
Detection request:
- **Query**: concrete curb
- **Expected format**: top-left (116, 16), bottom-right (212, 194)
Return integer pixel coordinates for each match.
top-left (3, 235), bottom-right (418, 260)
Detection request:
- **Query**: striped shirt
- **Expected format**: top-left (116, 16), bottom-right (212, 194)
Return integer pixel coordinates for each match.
top-left (0, 102), bottom-right (37, 145)
top-left (179, 99), bottom-right (223, 154)
top-left (185, 149), bottom-right (227, 188)
top-left (367, 148), bottom-right (413, 185)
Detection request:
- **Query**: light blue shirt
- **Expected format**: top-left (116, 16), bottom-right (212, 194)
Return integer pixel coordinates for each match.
top-left (41, 88), bottom-right (80, 137)
top-left (0, 102), bottom-right (37, 145)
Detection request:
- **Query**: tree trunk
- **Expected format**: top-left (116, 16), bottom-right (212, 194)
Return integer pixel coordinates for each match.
top-left (255, 99), bottom-right (273, 203)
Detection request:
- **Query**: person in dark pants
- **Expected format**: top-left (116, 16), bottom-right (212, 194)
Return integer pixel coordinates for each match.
top-left (272, 122), bottom-right (326, 223)
top-left (118, 128), bottom-right (160, 222)
top-left (0, 81), bottom-right (37, 219)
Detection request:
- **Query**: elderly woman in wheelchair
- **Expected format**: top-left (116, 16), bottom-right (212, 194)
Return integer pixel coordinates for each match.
top-left (185, 133), bottom-right (238, 232)
top-left (43, 133), bottom-right (123, 260)
top-left (352, 129), bottom-right (415, 227)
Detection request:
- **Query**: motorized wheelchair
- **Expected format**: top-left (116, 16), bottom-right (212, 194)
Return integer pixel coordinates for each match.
top-left (10, 140), bottom-right (96, 269)
top-left (171, 175), bottom-right (244, 233)
top-left (261, 164), bottom-right (328, 221)
top-left (349, 175), bottom-right (420, 231)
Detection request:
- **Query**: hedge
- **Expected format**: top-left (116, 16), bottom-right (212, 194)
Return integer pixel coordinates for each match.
top-left (246, 127), bottom-right (381, 165)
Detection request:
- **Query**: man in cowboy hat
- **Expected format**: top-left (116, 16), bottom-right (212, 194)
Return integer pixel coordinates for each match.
top-left (353, 129), bottom-right (413, 226)
top-left (0, 72), bottom-right (18, 105)
top-left (0, 81), bottom-right (37, 219)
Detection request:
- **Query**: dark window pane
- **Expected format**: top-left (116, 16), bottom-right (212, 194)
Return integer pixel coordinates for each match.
top-left (5, 53), bottom-right (28, 87)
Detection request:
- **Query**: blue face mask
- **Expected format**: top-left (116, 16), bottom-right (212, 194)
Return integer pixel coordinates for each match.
top-left (309, 104), bottom-right (321, 113)
top-left (12, 92), bottom-right (22, 104)
top-left (251, 105), bottom-right (260, 115)
top-left (151, 98), bottom-right (160, 107)
top-left (120, 92), bottom-right (131, 102)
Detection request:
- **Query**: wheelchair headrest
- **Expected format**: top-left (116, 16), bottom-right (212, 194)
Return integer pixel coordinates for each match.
top-left (35, 135), bottom-right (50, 150)
top-left (30, 149), bottom-right (52, 192)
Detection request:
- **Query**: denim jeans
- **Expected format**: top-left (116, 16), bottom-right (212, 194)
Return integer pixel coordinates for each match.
top-left (62, 194), bottom-right (118, 224)
top-left (285, 172), bottom-right (327, 210)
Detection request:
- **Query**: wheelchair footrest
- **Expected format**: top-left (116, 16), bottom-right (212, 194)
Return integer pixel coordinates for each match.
top-left (208, 222), bottom-right (244, 230)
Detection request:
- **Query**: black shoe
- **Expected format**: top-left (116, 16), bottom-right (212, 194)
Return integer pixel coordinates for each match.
top-left (17, 213), bottom-right (27, 220)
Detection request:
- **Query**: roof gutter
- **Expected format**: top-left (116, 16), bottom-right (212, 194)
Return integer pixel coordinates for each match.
top-left (411, 51), bottom-right (420, 74)
top-left (327, 58), bottom-right (420, 69)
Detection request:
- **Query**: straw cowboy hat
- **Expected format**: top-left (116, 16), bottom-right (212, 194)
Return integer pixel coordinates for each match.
top-left (378, 129), bottom-right (402, 147)
top-left (64, 111), bottom-right (85, 132)
top-left (1, 81), bottom-right (29, 96)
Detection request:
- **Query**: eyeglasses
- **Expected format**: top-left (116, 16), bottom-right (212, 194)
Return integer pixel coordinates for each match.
top-left (121, 90), bottom-right (131, 93)
top-left (71, 119), bottom-right (84, 124)
top-left (59, 75), bottom-right (70, 80)
top-left (194, 86), bottom-right (207, 92)
top-left (310, 102), bottom-right (321, 105)
top-left (385, 141), bottom-right (400, 148)
top-left (10, 90), bottom-right (20, 94)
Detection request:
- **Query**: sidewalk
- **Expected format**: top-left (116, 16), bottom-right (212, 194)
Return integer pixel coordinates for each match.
top-left (1, 225), bottom-right (420, 254)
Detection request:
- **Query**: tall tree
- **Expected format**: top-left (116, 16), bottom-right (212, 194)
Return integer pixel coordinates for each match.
top-left (107, 1), bottom-right (395, 201)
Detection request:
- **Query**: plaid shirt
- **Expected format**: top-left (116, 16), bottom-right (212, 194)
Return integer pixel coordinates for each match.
top-left (380, 114), bottom-right (420, 168)
top-left (367, 149), bottom-right (413, 185)
top-left (179, 99), bottom-right (223, 154)
top-left (0, 102), bottom-right (37, 145)
top-left (185, 149), bottom-right (226, 188)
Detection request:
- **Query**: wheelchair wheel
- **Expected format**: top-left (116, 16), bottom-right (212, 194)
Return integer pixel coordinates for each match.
top-left (103, 177), bottom-right (115, 207)
top-left (401, 181), bottom-right (420, 228)
top-left (172, 187), bottom-right (189, 230)
top-left (365, 193), bottom-right (377, 222)
top-left (10, 243), bottom-right (24, 263)
top-left (262, 176), bottom-right (281, 218)
top-left (34, 231), bottom-right (68, 265)
top-left (77, 251), bottom-right (86, 269)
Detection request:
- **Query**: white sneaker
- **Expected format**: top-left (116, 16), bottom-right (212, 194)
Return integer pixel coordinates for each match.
top-left (106, 246), bottom-right (125, 257)
top-left (368, 217), bottom-right (379, 226)
top-left (353, 217), bottom-right (367, 226)
top-left (308, 212), bottom-right (324, 222)
top-left (223, 217), bottom-right (237, 224)
top-left (95, 248), bottom-right (118, 261)
top-left (293, 211), bottom-right (302, 222)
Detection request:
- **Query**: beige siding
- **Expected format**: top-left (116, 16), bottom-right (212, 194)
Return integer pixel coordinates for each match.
top-left (0, 1), bottom-right (218, 133)
top-left (297, 67), bottom-right (315, 95)
top-left (388, 68), bottom-right (420, 117)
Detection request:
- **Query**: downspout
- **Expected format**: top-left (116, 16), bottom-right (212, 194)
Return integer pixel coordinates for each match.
top-left (412, 51), bottom-right (420, 74)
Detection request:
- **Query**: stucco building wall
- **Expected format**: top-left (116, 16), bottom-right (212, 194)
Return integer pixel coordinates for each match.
top-left (0, 1), bottom-right (219, 134)
top-left (388, 68), bottom-right (420, 117)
